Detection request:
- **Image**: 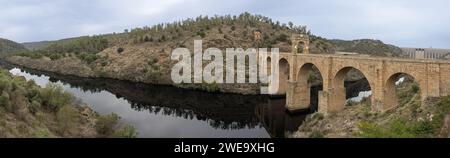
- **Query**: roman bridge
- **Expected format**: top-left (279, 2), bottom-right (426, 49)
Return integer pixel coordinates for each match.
top-left (266, 34), bottom-right (450, 113)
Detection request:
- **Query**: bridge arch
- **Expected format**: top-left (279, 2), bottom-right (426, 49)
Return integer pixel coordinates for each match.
top-left (383, 72), bottom-right (422, 111)
top-left (267, 56), bottom-right (272, 76)
top-left (291, 34), bottom-right (310, 54)
top-left (275, 58), bottom-right (290, 95)
top-left (296, 63), bottom-right (324, 111)
top-left (329, 67), bottom-right (373, 112)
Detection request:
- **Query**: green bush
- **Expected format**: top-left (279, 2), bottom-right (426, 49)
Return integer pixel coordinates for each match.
top-left (95, 113), bottom-right (120, 137)
top-left (56, 105), bottom-right (80, 136)
top-left (356, 119), bottom-right (436, 138)
top-left (84, 54), bottom-right (98, 64)
top-left (0, 91), bottom-right (10, 108)
top-left (197, 30), bottom-right (206, 38)
top-left (0, 78), bottom-right (11, 92)
top-left (276, 33), bottom-right (289, 42)
top-left (29, 100), bottom-right (41, 114)
top-left (49, 53), bottom-right (62, 60)
top-left (411, 84), bottom-right (420, 93)
top-left (117, 47), bottom-right (124, 53)
top-left (114, 125), bottom-right (138, 138)
top-left (231, 25), bottom-right (236, 31)
top-left (309, 130), bottom-right (324, 138)
top-left (40, 83), bottom-right (74, 111)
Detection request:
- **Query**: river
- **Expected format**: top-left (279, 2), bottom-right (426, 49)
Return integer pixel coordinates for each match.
top-left (0, 61), bottom-right (373, 138)
top-left (0, 62), bottom-right (314, 138)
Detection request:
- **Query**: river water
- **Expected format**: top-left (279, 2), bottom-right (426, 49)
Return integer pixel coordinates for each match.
top-left (1, 62), bottom-right (314, 138)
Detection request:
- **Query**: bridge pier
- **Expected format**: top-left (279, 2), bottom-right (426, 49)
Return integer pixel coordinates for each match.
top-left (286, 81), bottom-right (311, 111)
top-left (271, 34), bottom-right (450, 115)
top-left (328, 87), bottom-right (346, 112)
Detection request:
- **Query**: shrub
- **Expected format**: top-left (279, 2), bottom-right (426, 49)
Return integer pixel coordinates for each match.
top-left (117, 47), bottom-right (124, 53)
top-left (84, 54), bottom-right (98, 64)
top-left (0, 91), bottom-right (10, 108)
top-left (34, 128), bottom-right (56, 138)
top-left (40, 83), bottom-right (74, 111)
top-left (203, 82), bottom-right (220, 92)
top-left (114, 125), bottom-right (138, 138)
top-left (356, 121), bottom-right (385, 138)
top-left (143, 36), bottom-right (150, 42)
top-left (29, 100), bottom-right (41, 114)
top-left (277, 33), bottom-right (289, 42)
top-left (309, 130), bottom-right (324, 138)
top-left (197, 31), bottom-right (206, 38)
top-left (356, 119), bottom-right (435, 138)
top-left (312, 113), bottom-right (325, 120)
top-left (56, 105), bottom-right (80, 136)
top-left (231, 25), bottom-right (236, 31)
top-left (95, 113), bottom-right (120, 137)
top-left (148, 57), bottom-right (159, 65)
top-left (411, 84), bottom-right (420, 93)
top-left (49, 53), bottom-right (62, 60)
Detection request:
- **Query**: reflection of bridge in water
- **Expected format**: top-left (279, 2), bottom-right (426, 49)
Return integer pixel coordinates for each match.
top-left (255, 98), bottom-right (307, 138)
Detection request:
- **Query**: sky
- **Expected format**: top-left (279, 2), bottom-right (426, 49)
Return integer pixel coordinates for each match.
top-left (0, 0), bottom-right (449, 48)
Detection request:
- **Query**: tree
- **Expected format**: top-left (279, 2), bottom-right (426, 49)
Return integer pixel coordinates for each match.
top-left (144, 36), bottom-right (150, 42)
top-left (288, 21), bottom-right (294, 29)
top-left (117, 48), bottom-right (124, 53)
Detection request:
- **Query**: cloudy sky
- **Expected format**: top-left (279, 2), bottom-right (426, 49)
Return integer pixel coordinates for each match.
top-left (0, 0), bottom-right (449, 48)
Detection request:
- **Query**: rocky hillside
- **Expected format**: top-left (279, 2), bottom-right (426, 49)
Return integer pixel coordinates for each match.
top-left (290, 79), bottom-right (450, 138)
top-left (0, 38), bottom-right (28, 56)
top-left (22, 41), bottom-right (53, 50)
top-left (9, 13), bottom-right (404, 94)
top-left (329, 39), bottom-right (404, 57)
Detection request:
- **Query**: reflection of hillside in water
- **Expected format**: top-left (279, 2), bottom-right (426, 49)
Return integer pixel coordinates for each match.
top-left (1, 62), bottom-right (269, 130)
top-left (0, 60), bottom-right (372, 137)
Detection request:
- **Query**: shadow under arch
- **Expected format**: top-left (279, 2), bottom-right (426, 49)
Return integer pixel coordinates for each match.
top-left (384, 73), bottom-right (421, 111)
top-left (330, 67), bottom-right (373, 112)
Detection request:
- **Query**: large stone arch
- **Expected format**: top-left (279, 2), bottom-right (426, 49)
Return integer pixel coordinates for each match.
top-left (382, 62), bottom-right (430, 111)
top-left (273, 58), bottom-right (290, 95)
top-left (329, 66), bottom-right (374, 112)
top-left (292, 63), bottom-right (324, 111)
top-left (383, 72), bottom-right (424, 111)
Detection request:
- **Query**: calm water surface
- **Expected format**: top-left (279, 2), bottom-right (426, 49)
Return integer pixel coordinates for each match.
top-left (2, 63), bottom-right (308, 138)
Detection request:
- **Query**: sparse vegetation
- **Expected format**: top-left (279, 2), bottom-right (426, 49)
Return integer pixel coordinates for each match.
top-left (0, 69), bottom-right (137, 138)
top-left (7, 12), bottom-right (408, 95)
top-left (292, 78), bottom-right (450, 138)
top-left (0, 38), bottom-right (28, 57)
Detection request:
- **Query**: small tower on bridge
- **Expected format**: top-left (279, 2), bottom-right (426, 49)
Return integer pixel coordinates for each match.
top-left (291, 34), bottom-right (310, 54)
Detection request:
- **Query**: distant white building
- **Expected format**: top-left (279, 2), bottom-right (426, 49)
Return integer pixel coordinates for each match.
top-left (402, 47), bottom-right (450, 60)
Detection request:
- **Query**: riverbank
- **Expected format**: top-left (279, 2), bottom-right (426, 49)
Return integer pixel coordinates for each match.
top-left (7, 55), bottom-right (261, 95)
top-left (0, 68), bottom-right (137, 138)
top-left (289, 81), bottom-right (450, 138)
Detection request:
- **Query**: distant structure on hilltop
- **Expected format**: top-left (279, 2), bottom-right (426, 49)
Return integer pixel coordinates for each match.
top-left (401, 47), bottom-right (450, 60)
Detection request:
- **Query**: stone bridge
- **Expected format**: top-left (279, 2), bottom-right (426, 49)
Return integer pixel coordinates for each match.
top-left (267, 34), bottom-right (450, 113)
